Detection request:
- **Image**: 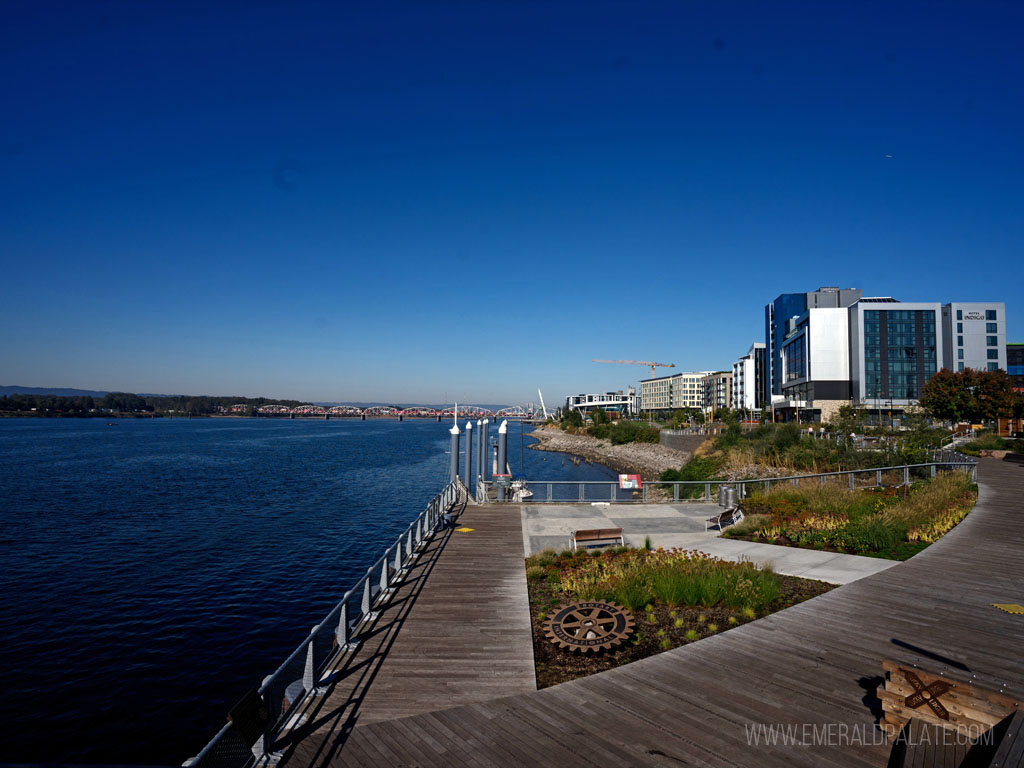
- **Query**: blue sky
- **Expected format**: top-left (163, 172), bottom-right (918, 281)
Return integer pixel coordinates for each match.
top-left (2, 1), bottom-right (1022, 405)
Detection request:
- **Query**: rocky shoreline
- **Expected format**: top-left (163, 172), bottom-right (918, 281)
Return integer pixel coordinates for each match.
top-left (528, 426), bottom-right (699, 478)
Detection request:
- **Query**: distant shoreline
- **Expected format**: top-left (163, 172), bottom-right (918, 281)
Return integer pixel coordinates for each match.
top-left (528, 425), bottom-right (698, 479)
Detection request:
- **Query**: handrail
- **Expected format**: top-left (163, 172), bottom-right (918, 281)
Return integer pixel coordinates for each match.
top-left (184, 479), bottom-right (466, 767)
top-left (488, 455), bottom-right (977, 505)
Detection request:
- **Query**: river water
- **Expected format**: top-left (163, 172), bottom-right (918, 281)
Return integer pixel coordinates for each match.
top-left (0, 417), bottom-right (615, 765)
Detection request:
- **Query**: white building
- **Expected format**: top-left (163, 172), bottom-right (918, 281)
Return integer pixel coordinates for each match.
top-left (941, 302), bottom-right (1007, 374)
top-left (566, 388), bottom-right (637, 416)
top-left (731, 342), bottom-right (765, 413)
top-left (779, 307), bottom-right (854, 421)
top-left (639, 372), bottom-right (712, 413)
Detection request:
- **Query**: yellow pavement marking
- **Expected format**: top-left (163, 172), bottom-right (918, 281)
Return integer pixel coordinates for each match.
top-left (991, 603), bottom-right (1024, 614)
top-left (455, 527), bottom-right (475, 533)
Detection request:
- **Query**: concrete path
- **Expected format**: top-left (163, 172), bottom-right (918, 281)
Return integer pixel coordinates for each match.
top-left (521, 502), bottom-right (898, 584)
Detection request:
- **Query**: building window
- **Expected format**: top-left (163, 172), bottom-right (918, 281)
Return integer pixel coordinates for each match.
top-left (986, 309), bottom-right (997, 320)
top-left (957, 309), bottom-right (963, 320)
top-left (958, 336), bottom-right (963, 346)
top-left (988, 349), bottom-right (999, 359)
top-left (988, 336), bottom-right (998, 346)
top-left (988, 363), bottom-right (999, 371)
top-left (987, 322), bottom-right (997, 333)
top-left (959, 362), bottom-right (965, 371)
top-left (958, 349), bottom-right (964, 359)
top-left (957, 322), bottom-right (963, 333)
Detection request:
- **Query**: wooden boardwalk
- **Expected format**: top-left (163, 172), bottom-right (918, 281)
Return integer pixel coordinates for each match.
top-left (281, 501), bottom-right (536, 766)
top-left (287, 459), bottom-right (1024, 767)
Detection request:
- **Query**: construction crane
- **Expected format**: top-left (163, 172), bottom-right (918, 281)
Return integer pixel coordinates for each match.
top-left (593, 359), bottom-right (676, 379)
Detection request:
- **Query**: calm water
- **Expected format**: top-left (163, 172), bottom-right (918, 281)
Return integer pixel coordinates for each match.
top-left (0, 417), bottom-right (614, 765)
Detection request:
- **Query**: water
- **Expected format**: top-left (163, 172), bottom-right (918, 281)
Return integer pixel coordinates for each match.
top-left (0, 417), bottom-right (614, 765)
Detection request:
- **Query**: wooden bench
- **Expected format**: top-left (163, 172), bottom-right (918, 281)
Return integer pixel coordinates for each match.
top-left (706, 508), bottom-right (743, 532)
top-left (571, 528), bottom-right (624, 550)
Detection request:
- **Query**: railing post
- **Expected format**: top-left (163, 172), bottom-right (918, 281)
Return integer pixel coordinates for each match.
top-left (547, 483), bottom-right (552, 502)
top-left (361, 576), bottom-right (373, 622)
top-left (579, 483), bottom-right (584, 502)
top-left (394, 538), bottom-right (404, 579)
top-left (303, 624), bottom-right (327, 696)
top-left (904, 467), bottom-right (910, 486)
top-left (704, 482), bottom-right (710, 501)
top-left (378, 555), bottom-right (390, 600)
top-left (849, 472), bottom-right (855, 489)
top-left (673, 483), bottom-right (679, 501)
top-left (336, 603), bottom-right (358, 653)
top-left (930, 464), bottom-right (936, 478)
top-left (877, 469), bottom-right (882, 487)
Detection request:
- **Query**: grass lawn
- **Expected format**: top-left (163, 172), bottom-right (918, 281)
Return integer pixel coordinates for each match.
top-left (525, 547), bottom-right (833, 688)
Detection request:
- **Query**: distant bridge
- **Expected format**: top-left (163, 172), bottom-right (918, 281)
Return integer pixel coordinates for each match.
top-left (237, 404), bottom-right (543, 419)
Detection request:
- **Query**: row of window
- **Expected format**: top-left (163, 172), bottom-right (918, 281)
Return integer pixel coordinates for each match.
top-left (959, 362), bottom-right (1000, 372)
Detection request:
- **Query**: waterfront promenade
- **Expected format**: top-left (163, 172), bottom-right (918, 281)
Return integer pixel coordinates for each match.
top-left (286, 458), bottom-right (1023, 767)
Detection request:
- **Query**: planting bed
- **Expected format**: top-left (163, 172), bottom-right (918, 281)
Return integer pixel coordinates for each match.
top-left (526, 548), bottom-right (833, 688)
top-left (723, 472), bottom-right (977, 560)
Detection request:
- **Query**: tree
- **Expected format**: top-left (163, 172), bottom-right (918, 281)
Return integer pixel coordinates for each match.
top-left (920, 368), bottom-right (1015, 423)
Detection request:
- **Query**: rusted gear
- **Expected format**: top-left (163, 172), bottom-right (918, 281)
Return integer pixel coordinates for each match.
top-left (542, 601), bottom-right (635, 653)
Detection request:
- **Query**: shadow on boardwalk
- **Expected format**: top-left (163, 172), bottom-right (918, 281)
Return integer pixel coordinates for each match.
top-left (281, 496), bottom-right (537, 767)
top-left (284, 458), bottom-right (1023, 768)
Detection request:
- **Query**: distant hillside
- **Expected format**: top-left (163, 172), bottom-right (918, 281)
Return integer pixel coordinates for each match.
top-left (1, 385), bottom-right (109, 397)
top-left (1, 385), bottom-right (185, 398)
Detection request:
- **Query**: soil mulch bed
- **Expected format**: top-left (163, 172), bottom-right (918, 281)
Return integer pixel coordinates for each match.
top-left (528, 574), bottom-right (834, 688)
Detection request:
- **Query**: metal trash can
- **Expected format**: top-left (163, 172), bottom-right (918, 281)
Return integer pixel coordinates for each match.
top-left (723, 487), bottom-right (738, 509)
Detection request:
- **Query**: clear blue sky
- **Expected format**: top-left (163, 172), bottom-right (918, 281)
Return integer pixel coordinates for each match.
top-left (2, 1), bottom-right (1021, 405)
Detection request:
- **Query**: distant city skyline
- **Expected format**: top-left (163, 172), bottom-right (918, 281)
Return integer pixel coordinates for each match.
top-left (2, 2), bottom-right (1022, 403)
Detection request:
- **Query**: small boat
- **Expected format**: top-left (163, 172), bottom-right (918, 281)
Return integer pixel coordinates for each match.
top-left (510, 474), bottom-right (533, 501)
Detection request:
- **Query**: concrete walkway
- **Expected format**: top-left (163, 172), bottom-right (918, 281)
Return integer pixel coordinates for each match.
top-left (521, 502), bottom-right (899, 584)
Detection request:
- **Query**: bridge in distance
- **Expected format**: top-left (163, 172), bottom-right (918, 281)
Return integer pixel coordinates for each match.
top-left (243, 404), bottom-right (542, 419)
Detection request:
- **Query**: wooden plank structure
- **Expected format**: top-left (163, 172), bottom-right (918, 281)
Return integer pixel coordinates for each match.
top-left (275, 503), bottom-right (536, 764)
top-left (878, 660), bottom-right (1022, 739)
top-left (570, 528), bottom-right (624, 550)
top-left (284, 459), bottom-right (1024, 767)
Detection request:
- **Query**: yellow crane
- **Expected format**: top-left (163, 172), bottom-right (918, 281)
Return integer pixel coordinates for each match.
top-left (592, 359), bottom-right (676, 379)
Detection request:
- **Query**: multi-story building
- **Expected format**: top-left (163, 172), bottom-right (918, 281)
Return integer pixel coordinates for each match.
top-left (732, 342), bottom-right (765, 413)
top-left (701, 371), bottom-right (733, 414)
top-left (566, 387), bottom-right (637, 416)
top-left (764, 286), bottom-right (862, 406)
top-left (639, 372), bottom-right (711, 414)
top-left (941, 303), bottom-right (1007, 373)
top-left (1009, 343), bottom-right (1024, 393)
top-left (779, 306), bottom-right (854, 421)
top-left (849, 299), bottom-right (944, 409)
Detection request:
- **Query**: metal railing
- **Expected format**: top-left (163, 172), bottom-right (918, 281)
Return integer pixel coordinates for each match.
top-left (184, 480), bottom-right (466, 768)
top-left (486, 454), bottom-right (977, 505)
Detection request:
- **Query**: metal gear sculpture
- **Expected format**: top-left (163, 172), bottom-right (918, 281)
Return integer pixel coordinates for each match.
top-left (542, 601), bottom-right (635, 653)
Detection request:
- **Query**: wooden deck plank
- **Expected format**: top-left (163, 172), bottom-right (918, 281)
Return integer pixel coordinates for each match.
top-left (287, 459), bottom-right (1024, 767)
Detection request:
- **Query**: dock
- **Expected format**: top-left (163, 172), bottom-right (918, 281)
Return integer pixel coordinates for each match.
top-left (284, 458), bottom-right (1024, 767)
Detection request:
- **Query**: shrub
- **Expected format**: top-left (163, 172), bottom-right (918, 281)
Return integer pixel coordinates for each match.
top-left (684, 629), bottom-right (699, 641)
top-left (525, 565), bottom-right (546, 581)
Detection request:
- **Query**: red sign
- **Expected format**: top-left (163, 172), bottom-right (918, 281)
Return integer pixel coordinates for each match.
top-left (618, 474), bottom-right (642, 489)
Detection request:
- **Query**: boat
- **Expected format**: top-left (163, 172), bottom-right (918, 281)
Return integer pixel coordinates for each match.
top-left (510, 474), bottom-right (533, 501)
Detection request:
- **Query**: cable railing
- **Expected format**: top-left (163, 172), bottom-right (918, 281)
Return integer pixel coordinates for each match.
top-left (183, 480), bottom-right (466, 768)
top-left (486, 452), bottom-right (977, 505)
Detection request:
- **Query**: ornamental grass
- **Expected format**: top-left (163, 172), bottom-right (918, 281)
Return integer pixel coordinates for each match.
top-left (557, 548), bottom-right (781, 612)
